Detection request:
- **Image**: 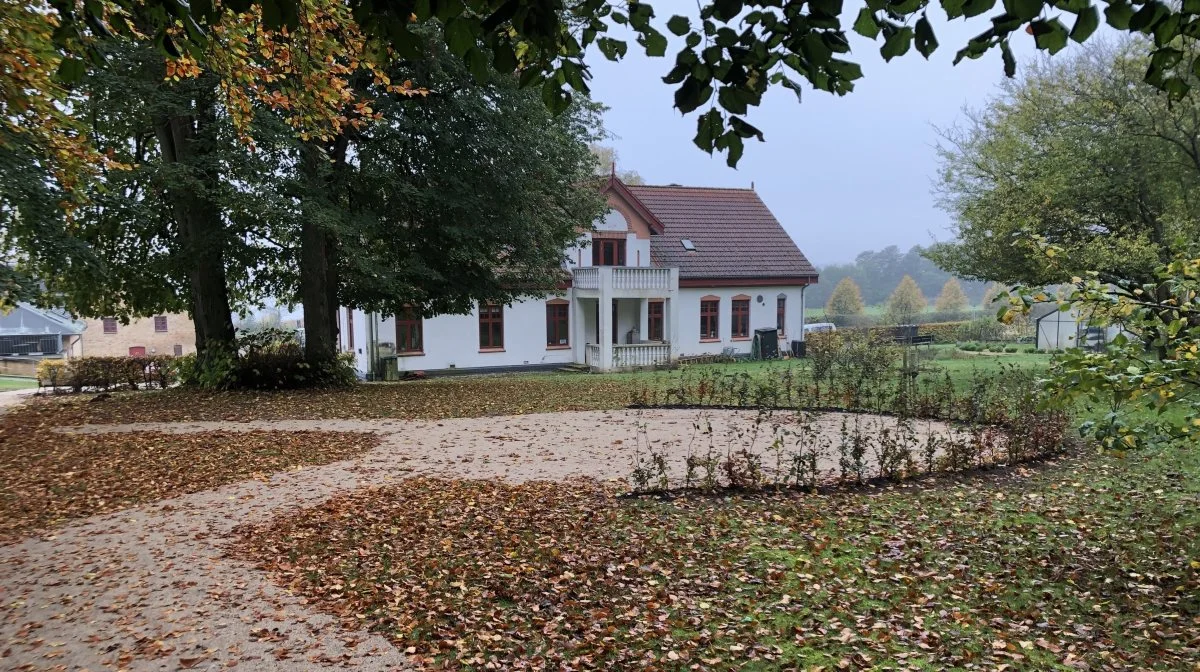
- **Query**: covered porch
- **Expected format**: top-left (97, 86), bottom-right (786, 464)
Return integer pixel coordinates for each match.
top-left (572, 266), bottom-right (679, 371)
top-left (575, 297), bottom-right (677, 370)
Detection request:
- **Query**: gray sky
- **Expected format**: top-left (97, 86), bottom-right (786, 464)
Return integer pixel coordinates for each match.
top-left (586, 7), bottom-right (1053, 265)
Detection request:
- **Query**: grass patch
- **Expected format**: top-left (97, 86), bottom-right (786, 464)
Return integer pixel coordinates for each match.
top-left (0, 376), bottom-right (37, 390)
top-left (234, 449), bottom-right (1199, 670)
top-left (0, 420), bottom-right (380, 540)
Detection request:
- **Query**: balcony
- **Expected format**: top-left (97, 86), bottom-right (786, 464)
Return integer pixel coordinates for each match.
top-left (571, 266), bottom-right (677, 297)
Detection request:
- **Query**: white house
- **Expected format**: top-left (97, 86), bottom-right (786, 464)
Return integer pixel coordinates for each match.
top-left (339, 177), bottom-right (820, 376)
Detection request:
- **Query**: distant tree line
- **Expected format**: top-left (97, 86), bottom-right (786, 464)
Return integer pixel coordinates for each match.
top-left (808, 245), bottom-right (987, 309)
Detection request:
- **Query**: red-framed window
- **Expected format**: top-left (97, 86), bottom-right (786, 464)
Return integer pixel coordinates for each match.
top-left (479, 303), bottom-right (504, 350)
top-left (154, 315), bottom-right (168, 332)
top-left (546, 301), bottom-right (569, 347)
top-left (732, 297), bottom-right (750, 339)
top-left (776, 296), bottom-right (786, 335)
top-left (700, 298), bottom-right (719, 341)
top-left (591, 238), bottom-right (626, 266)
top-left (647, 300), bottom-right (664, 341)
top-left (396, 307), bottom-right (423, 354)
top-left (102, 318), bottom-right (117, 334)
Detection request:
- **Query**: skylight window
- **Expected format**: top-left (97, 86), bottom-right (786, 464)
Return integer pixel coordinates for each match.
top-left (681, 239), bottom-right (696, 252)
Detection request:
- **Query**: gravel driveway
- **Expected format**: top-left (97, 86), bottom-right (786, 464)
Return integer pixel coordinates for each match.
top-left (1, 408), bottom-right (959, 671)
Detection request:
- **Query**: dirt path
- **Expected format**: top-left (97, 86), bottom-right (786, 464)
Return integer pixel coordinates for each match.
top-left (2, 409), bottom-right (960, 671)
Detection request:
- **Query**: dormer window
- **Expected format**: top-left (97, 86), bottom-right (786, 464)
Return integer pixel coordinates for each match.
top-left (681, 239), bottom-right (696, 252)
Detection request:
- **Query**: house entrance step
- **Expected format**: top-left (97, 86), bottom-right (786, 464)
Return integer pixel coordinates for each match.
top-left (557, 363), bottom-right (591, 373)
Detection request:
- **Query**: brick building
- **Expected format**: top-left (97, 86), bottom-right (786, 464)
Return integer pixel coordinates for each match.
top-left (79, 314), bottom-right (196, 358)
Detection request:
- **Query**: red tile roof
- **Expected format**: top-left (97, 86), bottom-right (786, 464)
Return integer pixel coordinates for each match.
top-left (622, 183), bottom-right (818, 284)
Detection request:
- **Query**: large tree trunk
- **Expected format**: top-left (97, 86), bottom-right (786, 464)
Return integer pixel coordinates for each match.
top-left (298, 138), bottom-right (349, 364)
top-left (154, 92), bottom-right (236, 361)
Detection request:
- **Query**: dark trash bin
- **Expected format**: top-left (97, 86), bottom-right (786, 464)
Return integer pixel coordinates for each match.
top-left (754, 328), bottom-right (779, 359)
top-left (790, 339), bottom-right (807, 358)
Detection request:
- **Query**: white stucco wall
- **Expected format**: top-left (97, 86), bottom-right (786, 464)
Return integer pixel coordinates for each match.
top-left (676, 286), bottom-right (808, 357)
top-left (349, 295), bottom-right (579, 375)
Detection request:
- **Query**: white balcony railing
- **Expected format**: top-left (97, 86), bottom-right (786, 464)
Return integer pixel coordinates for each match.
top-left (572, 266), bottom-right (675, 292)
top-left (612, 343), bottom-right (670, 368)
top-left (613, 267), bottom-right (673, 290)
top-left (585, 343), bottom-right (601, 367)
top-left (573, 267), bottom-right (600, 290)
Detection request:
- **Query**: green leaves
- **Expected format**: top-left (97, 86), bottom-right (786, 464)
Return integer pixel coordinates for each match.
top-left (1070, 7), bottom-right (1100, 42)
top-left (639, 27), bottom-right (669, 57)
top-left (443, 16), bottom-right (476, 58)
top-left (54, 57), bottom-right (86, 84)
top-left (596, 37), bottom-right (628, 61)
top-left (854, 8), bottom-right (880, 38)
top-left (1030, 18), bottom-right (1069, 54)
top-left (915, 16), bottom-right (939, 58)
top-left (881, 26), bottom-right (914, 61)
top-left (1003, 0), bottom-right (1043, 21)
top-left (667, 15), bottom-right (691, 36)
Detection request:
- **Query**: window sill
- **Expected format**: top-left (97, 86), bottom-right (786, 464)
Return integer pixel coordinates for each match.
top-left (479, 348), bottom-right (506, 353)
top-left (700, 338), bottom-right (720, 343)
top-left (731, 336), bottom-right (751, 341)
top-left (395, 351), bottom-right (425, 357)
top-left (546, 345), bottom-right (572, 350)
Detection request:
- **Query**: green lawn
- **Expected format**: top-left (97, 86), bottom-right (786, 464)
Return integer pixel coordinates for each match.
top-left (0, 376), bottom-right (37, 391)
top-left (237, 445), bottom-right (1200, 670)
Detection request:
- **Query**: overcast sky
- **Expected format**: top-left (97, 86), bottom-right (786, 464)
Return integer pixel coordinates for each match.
top-left (585, 6), bottom-right (1057, 266)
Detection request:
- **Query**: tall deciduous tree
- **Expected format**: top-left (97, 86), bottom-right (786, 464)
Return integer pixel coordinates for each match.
top-left (886, 275), bottom-right (927, 323)
top-left (826, 278), bottom-right (865, 316)
top-left (928, 40), bottom-right (1200, 287)
top-left (42, 0), bottom-right (1200, 168)
top-left (934, 278), bottom-right (970, 313)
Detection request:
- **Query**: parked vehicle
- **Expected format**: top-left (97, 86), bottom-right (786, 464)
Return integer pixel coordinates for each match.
top-left (803, 322), bottom-right (837, 334)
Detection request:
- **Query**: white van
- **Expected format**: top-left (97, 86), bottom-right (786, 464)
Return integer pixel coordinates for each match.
top-left (803, 322), bottom-right (837, 335)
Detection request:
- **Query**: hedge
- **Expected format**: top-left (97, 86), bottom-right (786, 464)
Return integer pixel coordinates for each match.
top-left (37, 355), bottom-right (177, 393)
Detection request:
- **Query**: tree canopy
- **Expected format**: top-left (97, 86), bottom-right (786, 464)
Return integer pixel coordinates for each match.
top-left (886, 275), bottom-right (927, 322)
top-left (927, 40), bottom-right (1200, 286)
top-left (934, 277), bottom-right (970, 312)
top-left (39, 0), bottom-right (1200, 168)
top-left (1, 28), bottom-right (606, 380)
top-left (825, 277), bottom-right (866, 316)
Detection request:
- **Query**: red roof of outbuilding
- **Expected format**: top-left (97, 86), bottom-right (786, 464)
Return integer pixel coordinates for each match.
top-left (620, 183), bottom-right (818, 284)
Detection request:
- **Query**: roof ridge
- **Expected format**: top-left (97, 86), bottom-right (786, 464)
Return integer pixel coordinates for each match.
top-left (629, 184), bottom-right (756, 193)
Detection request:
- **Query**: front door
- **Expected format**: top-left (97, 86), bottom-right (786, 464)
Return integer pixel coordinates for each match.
top-left (128, 346), bottom-right (146, 357)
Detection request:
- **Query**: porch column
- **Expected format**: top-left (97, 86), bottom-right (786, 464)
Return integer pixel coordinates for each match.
top-left (798, 285), bottom-right (807, 343)
top-left (573, 297), bottom-right (586, 364)
top-left (598, 270), bottom-right (613, 370)
top-left (667, 293), bottom-right (680, 362)
top-left (638, 299), bottom-right (648, 343)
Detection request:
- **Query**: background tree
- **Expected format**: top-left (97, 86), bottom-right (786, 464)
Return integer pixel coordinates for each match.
top-left (886, 275), bottom-right (927, 323)
top-left (825, 278), bottom-right (865, 316)
top-left (928, 40), bottom-right (1200, 287)
top-left (809, 245), bottom-right (986, 308)
top-left (934, 277), bottom-right (970, 313)
top-left (589, 145), bottom-right (644, 185)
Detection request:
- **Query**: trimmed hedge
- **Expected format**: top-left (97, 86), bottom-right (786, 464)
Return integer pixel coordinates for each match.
top-left (37, 355), bottom-right (177, 392)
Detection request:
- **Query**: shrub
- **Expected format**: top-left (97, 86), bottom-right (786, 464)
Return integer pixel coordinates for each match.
top-left (39, 356), bottom-right (178, 393)
top-left (1004, 346), bottom-right (1018, 353)
top-left (917, 321), bottom-right (970, 344)
top-left (955, 317), bottom-right (1009, 342)
top-left (1024, 347), bottom-right (1038, 354)
top-left (35, 360), bottom-right (67, 388)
